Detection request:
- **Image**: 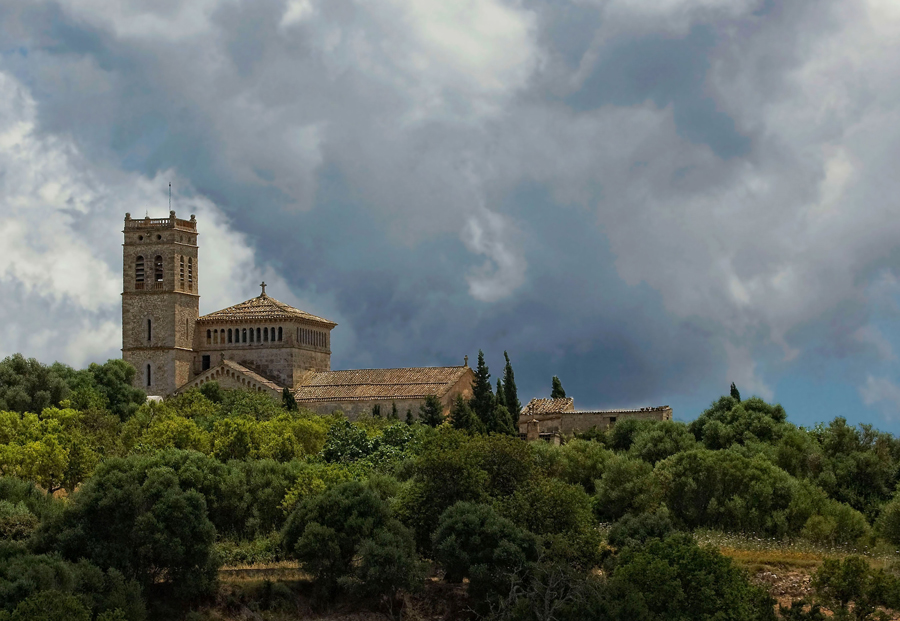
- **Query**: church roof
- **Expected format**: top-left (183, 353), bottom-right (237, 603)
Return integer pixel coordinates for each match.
top-left (198, 293), bottom-right (337, 326)
top-left (293, 366), bottom-right (472, 402)
top-left (522, 398), bottom-right (575, 416)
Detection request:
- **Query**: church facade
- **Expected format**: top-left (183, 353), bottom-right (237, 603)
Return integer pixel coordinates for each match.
top-left (122, 212), bottom-right (474, 417)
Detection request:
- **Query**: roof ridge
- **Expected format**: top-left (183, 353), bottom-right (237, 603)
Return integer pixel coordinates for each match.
top-left (322, 365), bottom-right (466, 373)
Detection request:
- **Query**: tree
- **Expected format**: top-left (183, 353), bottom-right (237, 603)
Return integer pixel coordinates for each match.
top-left (496, 379), bottom-right (506, 408)
top-left (876, 496), bottom-right (900, 546)
top-left (449, 395), bottom-right (483, 434)
top-left (85, 360), bottom-right (146, 420)
top-left (470, 351), bottom-right (495, 427)
top-left (502, 352), bottom-right (521, 425)
top-left (0, 354), bottom-right (71, 413)
top-left (371, 403), bottom-right (382, 418)
top-left (419, 395), bottom-right (444, 428)
top-left (812, 556), bottom-right (900, 620)
top-left (730, 382), bottom-right (741, 401)
top-left (405, 409), bottom-right (414, 425)
top-left (390, 402), bottom-right (399, 421)
top-left (281, 481), bottom-right (403, 600)
top-left (432, 502), bottom-right (538, 606)
top-left (349, 521), bottom-right (424, 606)
top-left (282, 388), bottom-right (298, 412)
top-left (39, 458), bottom-right (218, 600)
top-left (551, 376), bottom-right (566, 399)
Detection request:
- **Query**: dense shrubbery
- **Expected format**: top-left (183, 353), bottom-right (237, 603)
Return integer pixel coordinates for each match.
top-left (1, 352), bottom-right (899, 619)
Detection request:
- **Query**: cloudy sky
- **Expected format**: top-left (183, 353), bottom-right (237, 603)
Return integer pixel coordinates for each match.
top-left (2, 0), bottom-right (900, 432)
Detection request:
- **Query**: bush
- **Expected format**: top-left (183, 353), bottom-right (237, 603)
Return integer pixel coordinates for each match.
top-left (812, 556), bottom-right (900, 620)
top-left (629, 421), bottom-right (697, 465)
top-left (607, 508), bottom-right (677, 550)
top-left (594, 455), bottom-right (658, 522)
top-left (876, 497), bottom-right (900, 547)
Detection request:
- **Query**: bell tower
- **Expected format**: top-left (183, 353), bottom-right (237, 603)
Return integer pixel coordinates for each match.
top-left (122, 211), bottom-right (199, 396)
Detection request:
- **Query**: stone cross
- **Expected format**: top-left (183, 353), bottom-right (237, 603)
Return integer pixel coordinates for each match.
top-left (260, 281), bottom-right (267, 296)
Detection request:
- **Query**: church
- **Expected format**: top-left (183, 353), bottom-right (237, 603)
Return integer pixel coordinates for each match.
top-left (122, 211), bottom-right (474, 418)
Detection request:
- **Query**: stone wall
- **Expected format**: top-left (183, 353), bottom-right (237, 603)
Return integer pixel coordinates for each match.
top-left (518, 407), bottom-right (673, 437)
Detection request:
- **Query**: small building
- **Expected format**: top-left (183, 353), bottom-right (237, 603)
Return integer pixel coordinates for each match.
top-left (518, 398), bottom-right (672, 441)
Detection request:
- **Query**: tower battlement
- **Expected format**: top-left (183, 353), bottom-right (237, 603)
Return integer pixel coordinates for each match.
top-left (125, 211), bottom-right (197, 232)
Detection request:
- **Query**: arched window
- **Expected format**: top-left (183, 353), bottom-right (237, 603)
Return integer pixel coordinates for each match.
top-left (206, 329), bottom-right (211, 345)
top-left (227, 328), bottom-right (232, 343)
top-left (214, 329), bottom-right (219, 344)
top-left (263, 327), bottom-right (269, 342)
top-left (154, 255), bottom-right (164, 282)
top-left (249, 328), bottom-right (254, 343)
top-left (256, 328), bottom-right (261, 342)
top-left (147, 318), bottom-right (152, 341)
top-left (187, 258), bottom-right (193, 291)
top-left (278, 327), bottom-right (283, 341)
top-left (135, 256), bottom-right (145, 285)
top-left (242, 328), bottom-right (247, 343)
top-left (146, 364), bottom-right (151, 387)
top-left (179, 256), bottom-right (185, 289)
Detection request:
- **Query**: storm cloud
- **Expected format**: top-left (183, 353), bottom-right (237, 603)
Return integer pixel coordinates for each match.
top-left (2, 0), bottom-right (900, 430)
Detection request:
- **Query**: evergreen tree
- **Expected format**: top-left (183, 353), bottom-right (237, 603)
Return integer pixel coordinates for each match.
top-left (419, 395), bottom-right (444, 427)
top-left (282, 387), bottom-right (299, 412)
top-left (450, 394), bottom-right (483, 433)
top-left (390, 401), bottom-right (399, 421)
top-left (730, 382), bottom-right (741, 402)
top-left (551, 375), bottom-right (566, 399)
top-left (502, 351), bottom-right (521, 425)
top-left (493, 403), bottom-right (517, 436)
top-left (496, 379), bottom-right (506, 408)
top-left (371, 403), bottom-right (382, 418)
top-left (470, 351), bottom-right (495, 428)
top-left (405, 408), bottom-right (414, 425)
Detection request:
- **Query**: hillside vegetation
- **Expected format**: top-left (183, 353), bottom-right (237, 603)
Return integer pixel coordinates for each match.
top-left (0, 352), bottom-right (899, 620)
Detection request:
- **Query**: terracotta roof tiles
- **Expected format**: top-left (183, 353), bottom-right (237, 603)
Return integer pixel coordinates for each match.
top-left (294, 366), bottom-right (471, 402)
top-left (522, 398), bottom-right (575, 416)
top-left (198, 293), bottom-right (336, 326)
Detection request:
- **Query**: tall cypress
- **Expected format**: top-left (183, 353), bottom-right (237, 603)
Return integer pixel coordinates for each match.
top-left (551, 376), bottom-right (566, 399)
top-left (470, 350), bottom-right (495, 428)
top-left (730, 382), bottom-right (741, 402)
top-left (496, 378), bottom-right (506, 408)
top-left (502, 351), bottom-right (521, 424)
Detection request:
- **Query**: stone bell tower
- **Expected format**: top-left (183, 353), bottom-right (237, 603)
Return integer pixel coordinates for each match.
top-left (122, 211), bottom-right (199, 396)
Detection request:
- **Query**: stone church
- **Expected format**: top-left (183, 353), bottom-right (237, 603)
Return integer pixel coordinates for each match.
top-left (122, 211), bottom-right (474, 418)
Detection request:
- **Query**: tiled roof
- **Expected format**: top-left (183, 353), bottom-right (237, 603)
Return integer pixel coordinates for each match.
top-left (198, 293), bottom-right (336, 326)
top-left (294, 366), bottom-right (471, 402)
top-left (571, 406), bottom-right (672, 415)
top-left (176, 359), bottom-right (284, 394)
top-left (522, 398), bottom-right (575, 416)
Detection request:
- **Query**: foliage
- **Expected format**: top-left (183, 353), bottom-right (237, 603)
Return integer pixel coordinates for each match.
top-left (607, 508), bottom-right (678, 550)
top-left (419, 394), bottom-right (445, 428)
top-left (629, 420), bottom-right (698, 465)
top-left (471, 351), bottom-right (495, 428)
top-left (502, 351), bottom-right (521, 425)
top-left (282, 388), bottom-right (298, 412)
top-left (876, 494), bottom-right (900, 546)
top-left (37, 456), bottom-right (218, 600)
top-left (595, 455), bottom-right (658, 522)
top-left (812, 556), bottom-right (900, 620)
top-left (550, 376), bottom-right (566, 399)
top-left (433, 502), bottom-right (538, 606)
top-left (730, 382), bottom-right (741, 401)
top-left (450, 394), bottom-right (484, 433)
top-left (347, 520), bottom-right (424, 602)
top-left (0, 355), bottom-right (71, 414)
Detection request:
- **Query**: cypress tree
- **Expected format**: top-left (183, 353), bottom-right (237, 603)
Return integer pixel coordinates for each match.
top-left (551, 376), bottom-right (566, 399)
top-left (730, 382), bottom-right (741, 402)
top-left (419, 394), bottom-right (444, 427)
top-left (502, 351), bottom-right (521, 424)
top-left (450, 394), bottom-right (483, 433)
top-left (282, 387), bottom-right (299, 412)
top-left (470, 350), bottom-right (495, 428)
top-left (405, 408), bottom-right (414, 425)
top-left (496, 378), bottom-right (506, 408)
top-left (390, 401), bottom-right (399, 420)
top-left (372, 403), bottom-right (382, 418)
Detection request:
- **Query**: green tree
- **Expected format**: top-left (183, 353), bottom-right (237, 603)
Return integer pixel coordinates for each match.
top-left (502, 351), bottom-right (521, 425)
top-left (405, 408), bottom-right (414, 425)
top-left (812, 556), bottom-right (900, 620)
top-left (39, 458), bottom-right (218, 600)
top-left (371, 403), bottom-right (382, 418)
top-left (282, 388), bottom-right (299, 412)
top-left (85, 360), bottom-right (146, 420)
top-left (433, 502), bottom-right (538, 606)
top-left (0, 591), bottom-right (90, 621)
top-left (876, 495), bottom-right (900, 546)
top-left (322, 420), bottom-right (372, 463)
top-left (470, 351), bottom-right (495, 428)
top-left (628, 420), bottom-right (697, 465)
top-left (281, 481), bottom-right (406, 600)
top-left (496, 379), bottom-right (506, 407)
top-left (390, 401), bottom-right (399, 421)
top-left (730, 382), bottom-right (741, 401)
top-left (551, 376), bottom-right (566, 399)
top-left (0, 354), bottom-right (71, 413)
top-left (348, 520), bottom-right (424, 606)
top-left (449, 394), bottom-right (483, 434)
top-left (419, 395), bottom-right (444, 427)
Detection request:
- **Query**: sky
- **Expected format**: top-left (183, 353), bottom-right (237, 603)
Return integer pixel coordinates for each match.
top-left (2, 0), bottom-right (900, 433)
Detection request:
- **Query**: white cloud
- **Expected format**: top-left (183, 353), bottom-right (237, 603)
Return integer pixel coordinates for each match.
top-left (860, 376), bottom-right (900, 419)
top-left (462, 207), bottom-right (526, 302)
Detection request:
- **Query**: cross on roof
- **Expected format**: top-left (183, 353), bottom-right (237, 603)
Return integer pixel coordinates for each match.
top-left (260, 281), bottom-right (267, 296)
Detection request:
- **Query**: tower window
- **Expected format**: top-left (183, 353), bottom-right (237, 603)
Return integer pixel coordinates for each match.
top-left (135, 256), bottom-right (145, 285)
top-left (147, 319), bottom-right (152, 342)
top-left (202, 355), bottom-right (210, 371)
top-left (278, 327), bottom-right (283, 341)
top-left (249, 328), bottom-right (254, 343)
top-left (179, 256), bottom-right (185, 289)
top-left (214, 329), bottom-right (219, 345)
top-left (188, 258), bottom-right (193, 291)
top-left (206, 329), bottom-right (211, 345)
top-left (227, 328), bottom-right (232, 344)
top-left (242, 328), bottom-right (247, 343)
top-left (146, 364), bottom-right (151, 387)
top-left (256, 328), bottom-right (261, 343)
top-left (264, 327), bottom-right (269, 342)
top-left (154, 256), bottom-right (164, 282)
